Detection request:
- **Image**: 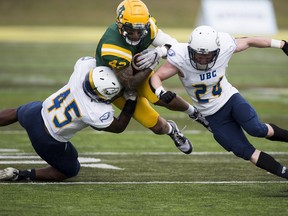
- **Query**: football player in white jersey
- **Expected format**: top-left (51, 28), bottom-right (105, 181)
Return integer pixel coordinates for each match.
top-left (151, 25), bottom-right (288, 180)
top-left (0, 56), bottom-right (137, 182)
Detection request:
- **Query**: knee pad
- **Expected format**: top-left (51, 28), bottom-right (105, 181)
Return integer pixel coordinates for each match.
top-left (234, 103), bottom-right (268, 137)
top-left (244, 122), bottom-right (268, 138)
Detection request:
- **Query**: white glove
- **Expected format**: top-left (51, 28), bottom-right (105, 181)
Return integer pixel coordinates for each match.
top-left (123, 90), bottom-right (137, 101)
top-left (135, 46), bottom-right (168, 70)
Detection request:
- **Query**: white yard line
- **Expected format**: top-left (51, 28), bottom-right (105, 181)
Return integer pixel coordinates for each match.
top-left (1, 152), bottom-right (288, 156)
top-left (1, 152), bottom-right (288, 184)
top-left (0, 181), bottom-right (287, 185)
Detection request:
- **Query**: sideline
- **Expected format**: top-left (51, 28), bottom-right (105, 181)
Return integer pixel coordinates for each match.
top-left (0, 26), bottom-right (287, 43)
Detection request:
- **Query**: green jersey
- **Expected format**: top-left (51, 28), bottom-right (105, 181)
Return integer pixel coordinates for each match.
top-left (95, 21), bottom-right (158, 71)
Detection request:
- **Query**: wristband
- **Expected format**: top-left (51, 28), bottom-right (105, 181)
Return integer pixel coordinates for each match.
top-left (271, 39), bottom-right (282, 48)
top-left (155, 86), bottom-right (165, 97)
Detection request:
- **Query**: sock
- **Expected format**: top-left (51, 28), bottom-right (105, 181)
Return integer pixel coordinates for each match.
top-left (266, 123), bottom-right (288, 142)
top-left (18, 169), bottom-right (36, 181)
top-left (167, 123), bottom-right (173, 134)
top-left (256, 151), bottom-right (288, 179)
top-left (184, 104), bottom-right (195, 116)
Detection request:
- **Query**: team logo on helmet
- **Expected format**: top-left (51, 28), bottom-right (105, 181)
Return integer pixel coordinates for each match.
top-left (102, 87), bottom-right (121, 96)
top-left (117, 5), bottom-right (125, 20)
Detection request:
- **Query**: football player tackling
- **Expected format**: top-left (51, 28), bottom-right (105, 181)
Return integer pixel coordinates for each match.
top-left (151, 25), bottom-right (288, 180)
top-left (0, 57), bottom-right (137, 181)
top-left (95, 0), bottom-right (210, 155)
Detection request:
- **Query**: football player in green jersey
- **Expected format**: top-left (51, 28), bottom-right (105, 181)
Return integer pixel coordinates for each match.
top-left (95, 0), bottom-right (209, 154)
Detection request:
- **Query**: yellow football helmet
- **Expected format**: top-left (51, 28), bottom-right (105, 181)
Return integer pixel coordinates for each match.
top-left (116, 0), bottom-right (150, 45)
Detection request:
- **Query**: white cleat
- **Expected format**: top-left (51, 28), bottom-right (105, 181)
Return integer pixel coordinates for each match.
top-left (168, 120), bottom-right (193, 154)
top-left (0, 167), bottom-right (19, 181)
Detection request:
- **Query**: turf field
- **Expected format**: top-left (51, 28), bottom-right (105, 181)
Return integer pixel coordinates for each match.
top-left (0, 26), bottom-right (288, 216)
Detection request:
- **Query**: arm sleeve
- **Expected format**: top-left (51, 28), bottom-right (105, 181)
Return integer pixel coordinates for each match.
top-left (152, 29), bottom-right (178, 47)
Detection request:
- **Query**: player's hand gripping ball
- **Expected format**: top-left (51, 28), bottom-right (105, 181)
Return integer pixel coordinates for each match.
top-left (131, 53), bottom-right (142, 74)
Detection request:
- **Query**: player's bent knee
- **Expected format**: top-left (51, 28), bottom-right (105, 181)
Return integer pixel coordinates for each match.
top-left (65, 161), bottom-right (81, 178)
top-left (231, 145), bottom-right (255, 161)
top-left (245, 123), bottom-right (267, 138)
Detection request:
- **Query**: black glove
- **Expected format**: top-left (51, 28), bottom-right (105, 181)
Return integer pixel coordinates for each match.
top-left (159, 90), bottom-right (176, 103)
top-left (282, 40), bottom-right (288, 56)
top-left (189, 107), bottom-right (212, 132)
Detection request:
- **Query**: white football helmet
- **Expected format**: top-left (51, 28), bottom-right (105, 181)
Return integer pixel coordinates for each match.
top-left (83, 66), bottom-right (123, 104)
top-left (188, 25), bottom-right (220, 71)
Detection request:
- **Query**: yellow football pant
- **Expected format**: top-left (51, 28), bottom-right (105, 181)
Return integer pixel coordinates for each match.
top-left (113, 72), bottom-right (160, 128)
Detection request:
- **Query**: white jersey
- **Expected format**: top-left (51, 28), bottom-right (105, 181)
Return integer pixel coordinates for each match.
top-left (167, 32), bottom-right (239, 116)
top-left (41, 57), bottom-right (115, 142)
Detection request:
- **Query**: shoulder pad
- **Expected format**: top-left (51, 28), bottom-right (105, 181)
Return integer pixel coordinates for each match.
top-left (149, 17), bottom-right (159, 39)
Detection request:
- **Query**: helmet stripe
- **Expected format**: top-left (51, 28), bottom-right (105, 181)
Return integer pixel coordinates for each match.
top-left (88, 69), bottom-right (107, 100)
top-left (149, 17), bottom-right (158, 39)
top-left (88, 69), bottom-right (95, 89)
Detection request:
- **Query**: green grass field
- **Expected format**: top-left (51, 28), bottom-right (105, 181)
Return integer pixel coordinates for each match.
top-left (0, 26), bottom-right (288, 215)
top-left (1, 0), bottom-right (288, 211)
top-left (1, 2), bottom-right (288, 215)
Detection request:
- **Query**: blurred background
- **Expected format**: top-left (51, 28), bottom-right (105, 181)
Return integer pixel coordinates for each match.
top-left (0, 0), bottom-right (286, 29)
top-left (0, 0), bottom-right (287, 45)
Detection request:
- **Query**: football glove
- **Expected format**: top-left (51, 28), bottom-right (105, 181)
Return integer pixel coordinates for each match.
top-left (155, 86), bottom-right (176, 103)
top-left (282, 40), bottom-right (288, 56)
top-left (135, 46), bottom-right (168, 70)
top-left (189, 107), bottom-right (212, 132)
top-left (131, 52), bottom-right (159, 71)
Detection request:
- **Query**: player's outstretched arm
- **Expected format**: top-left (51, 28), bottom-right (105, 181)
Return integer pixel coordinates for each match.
top-left (94, 90), bottom-right (137, 133)
top-left (0, 108), bottom-right (18, 126)
top-left (151, 60), bottom-right (211, 131)
top-left (235, 37), bottom-right (288, 54)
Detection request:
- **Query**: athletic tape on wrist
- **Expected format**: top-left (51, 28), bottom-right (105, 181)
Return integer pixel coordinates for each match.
top-left (271, 39), bottom-right (282, 48)
top-left (155, 86), bottom-right (165, 97)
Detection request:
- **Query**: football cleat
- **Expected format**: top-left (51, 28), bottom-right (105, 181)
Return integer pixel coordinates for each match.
top-left (168, 120), bottom-right (193, 154)
top-left (0, 167), bottom-right (19, 181)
